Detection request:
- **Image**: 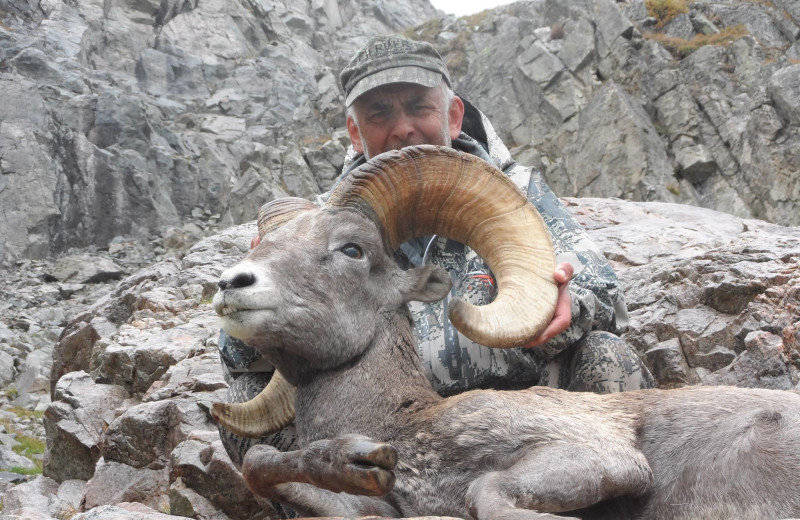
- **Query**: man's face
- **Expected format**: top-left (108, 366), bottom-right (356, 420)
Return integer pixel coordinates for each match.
top-left (347, 83), bottom-right (464, 160)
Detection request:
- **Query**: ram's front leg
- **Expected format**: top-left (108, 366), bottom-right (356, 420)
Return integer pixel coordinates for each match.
top-left (242, 434), bottom-right (400, 517)
top-left (465, 444), bottom-right (653, 520)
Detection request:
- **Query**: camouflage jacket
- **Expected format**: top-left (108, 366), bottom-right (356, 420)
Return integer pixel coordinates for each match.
top-left (315, 105), bottom-right (628, 396)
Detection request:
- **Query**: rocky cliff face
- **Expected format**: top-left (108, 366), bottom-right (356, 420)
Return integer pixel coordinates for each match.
top-left (416, 0), bottom-right (800, 225)
top-left (0, 0), bottom-right (440, 263)
top-left (2, 0), bottom-right (799, 263)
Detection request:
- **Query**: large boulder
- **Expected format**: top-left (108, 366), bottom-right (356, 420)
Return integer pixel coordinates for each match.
top-left (569, 198), bottom-right (800, 389)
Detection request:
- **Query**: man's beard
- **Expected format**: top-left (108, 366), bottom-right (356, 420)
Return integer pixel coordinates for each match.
top-left (359, 115), bottom-right (451, 161)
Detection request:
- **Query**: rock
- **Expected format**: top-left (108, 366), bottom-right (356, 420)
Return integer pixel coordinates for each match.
top-left (42, 372), bottom-right (134, 482)
top-left (72, 502), bottom-right (186, 519)
top-left (50, 319), bottom-right (104, 397)
top-left (561, 83), bottom-right (680, 203)
top-left (0, 442), bottom-right (37, 471)
top-left (48, 255), bottom-right (125, 284)
top-left (0, 475), bottom-right (59, 517)
top-left (12, 348), bottom-right (53, 399)
top-left (568, 198), bottom-right (800, 389)
top-left (169, 476), bottom-right (234, 519)
top-left (101, 399), bottom-right (215, 470)
top-left (705, 331), bottom-right (795, 389)
top-left (170, 431), bottom-right (273, 520)
top-left (82, 459), bottom-right (170, 512)
top-left (0, 0), bottom-right (441, 264)
top-left (1, 196), bottom-right (794, 519)
top-left (672, 138), bottom-right (717, 184)
top-left (0, 350), bottom-right (15, 387)
top-left (768, 64), bottom-right (800, 126)
top-left (690, 12), bottom-right (720, 35)
top-left (2, 0), bottom-right (800, 515)
top-left (0, 471), bottom-right (29, 484)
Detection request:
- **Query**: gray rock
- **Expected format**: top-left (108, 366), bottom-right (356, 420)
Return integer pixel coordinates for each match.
top-left (0, 443), bottom-right (36, 471)
top-left (705, 330), bottom-right (795, 389)
top-left (0, 350), bottom-right (15, 387)
top-left (673, 138), bottom-right (717, 184)
top-left (708, 2), bottom-right (792, 48)
top-left (570, 198), bottom-right (800, 389)
top-left (169, 476), bottom-right (233, 519)
top-left (101, 399), bottom-right (215, 470)
top-left (170, 432), bottom-right (273, 520)
top-left (663, 13), bottom-right (695, 40)
top-left (642, 338), bottom-right (698, 388)
top-left (690, 12), bottom-right (720, 35)
top-left (48, 255), bottom-right (125, 284)
top-left (562, 83), bottom-right (681, 203)
top-left (43, 372), bottom-right (134, 482)
top-left (82, 459), bottom-right (170, 512)
top-left (71, 503), bottom-right (186, 519)
top-left (0, 475), bottom-right (59, 517)
top-left (0, 471), bottom-right (28, 485)
top-left (768, 64), bottom-right (800, 125)
top-left (50, 318), bottom-right (105, 397)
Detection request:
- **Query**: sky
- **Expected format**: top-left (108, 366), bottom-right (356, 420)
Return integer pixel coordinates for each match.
top-left (429, 0), bottom-right (517, 17)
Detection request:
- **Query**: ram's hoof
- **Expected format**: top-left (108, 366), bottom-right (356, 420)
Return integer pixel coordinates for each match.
top-left (305, 435), bottom-right (398, 496)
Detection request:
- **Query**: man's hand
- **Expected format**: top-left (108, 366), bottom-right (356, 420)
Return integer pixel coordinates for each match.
top-left (251, 235), bottom-right (261, 249)
top-left (523, 262), bottom-right (573, 348)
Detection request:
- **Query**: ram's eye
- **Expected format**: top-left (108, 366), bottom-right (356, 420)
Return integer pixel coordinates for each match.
top-left (340, 243), bottom-right (363, 259)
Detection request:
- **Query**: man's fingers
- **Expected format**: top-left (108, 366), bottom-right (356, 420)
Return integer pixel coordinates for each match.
top-left (522, 264), bottom-right (574, 348)
top-left (554, 262), bottom-right (574, 285)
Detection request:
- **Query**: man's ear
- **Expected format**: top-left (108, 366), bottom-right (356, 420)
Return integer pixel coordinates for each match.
top-left (400, 265), bottom-right (452, 303)
top-left (346, 115), bottom-right (364, 154)
top-left (448, 96), bottom-right (465, 141)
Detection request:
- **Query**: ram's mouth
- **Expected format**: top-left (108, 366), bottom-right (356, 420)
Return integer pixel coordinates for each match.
top-left (216, 304), bottom-right (240, 317)
top-left (213, 296), bottom-right (277, 319)
top-left (215, 304), bottom-right (270, 318)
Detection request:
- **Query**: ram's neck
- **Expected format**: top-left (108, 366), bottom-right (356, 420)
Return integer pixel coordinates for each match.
top-left (294, 310), bottom-right (441, 444)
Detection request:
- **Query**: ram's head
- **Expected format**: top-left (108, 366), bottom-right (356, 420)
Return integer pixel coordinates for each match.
top-left (211, 145), bottom-right (557, 437)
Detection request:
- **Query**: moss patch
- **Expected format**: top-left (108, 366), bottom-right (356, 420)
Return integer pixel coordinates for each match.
top-left (645, 0), bottom-right (690, 28)
top-left (645, 25), bottom-right (749, 58)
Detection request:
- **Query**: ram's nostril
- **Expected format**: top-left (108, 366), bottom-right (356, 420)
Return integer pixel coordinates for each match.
top-left (230, 271), bottom-right (256, 289)
top-left (218, 280), bottom-right (230, 290)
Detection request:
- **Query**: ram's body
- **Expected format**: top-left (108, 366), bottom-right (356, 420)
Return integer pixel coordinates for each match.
top-left (212, 147), bottom-right (800, 520)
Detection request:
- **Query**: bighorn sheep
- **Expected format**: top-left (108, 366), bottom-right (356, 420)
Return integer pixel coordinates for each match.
top-left (211, 145), bottom-right (800, 520)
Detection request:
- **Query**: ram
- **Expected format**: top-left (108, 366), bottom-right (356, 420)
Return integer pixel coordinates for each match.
top-left (211, 145), bottom-right (800, 520)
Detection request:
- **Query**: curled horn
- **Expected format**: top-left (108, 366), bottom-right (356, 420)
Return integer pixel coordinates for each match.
top-left (211, 197), bottom-right (315, 438)
top-left (211, 370), bottom-right (295, 438)
top-left (326, 145), bottom-right (557, 348)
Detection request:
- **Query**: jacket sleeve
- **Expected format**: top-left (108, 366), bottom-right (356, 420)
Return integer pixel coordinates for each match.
top-left (522, 165), bottom-right (629, 359)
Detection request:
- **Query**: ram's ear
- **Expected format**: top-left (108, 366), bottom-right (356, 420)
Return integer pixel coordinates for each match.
top-left (399, 265), bottom-right (452, 303)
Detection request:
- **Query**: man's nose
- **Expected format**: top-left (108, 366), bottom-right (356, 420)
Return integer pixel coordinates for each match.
top-left (390, 113), bottom-right (415, 139)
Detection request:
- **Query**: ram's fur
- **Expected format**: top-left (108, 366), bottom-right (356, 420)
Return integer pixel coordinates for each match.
top-left (213, 146), bottom-right (800, 520)
top-left (214, 205), bottom-right (800, 520)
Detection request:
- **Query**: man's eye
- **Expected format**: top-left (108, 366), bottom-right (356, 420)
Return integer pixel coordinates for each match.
top-left (340, 243), bottom-right (363, 259)
top-left (368, 110), bottom-right (388, 121)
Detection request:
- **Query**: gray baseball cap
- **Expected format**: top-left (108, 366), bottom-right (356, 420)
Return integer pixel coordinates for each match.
top-left (340, 35), bottom-right (451, 107)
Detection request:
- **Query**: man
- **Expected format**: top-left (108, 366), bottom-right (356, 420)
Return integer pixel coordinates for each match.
top-left (218, 35), bottom-right (654, 471)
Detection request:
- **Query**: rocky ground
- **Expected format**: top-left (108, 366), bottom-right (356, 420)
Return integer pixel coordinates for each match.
top-left (0, 217), bottom-right (220, 493)
top-left (0, 197), bottom-right (798, 519)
